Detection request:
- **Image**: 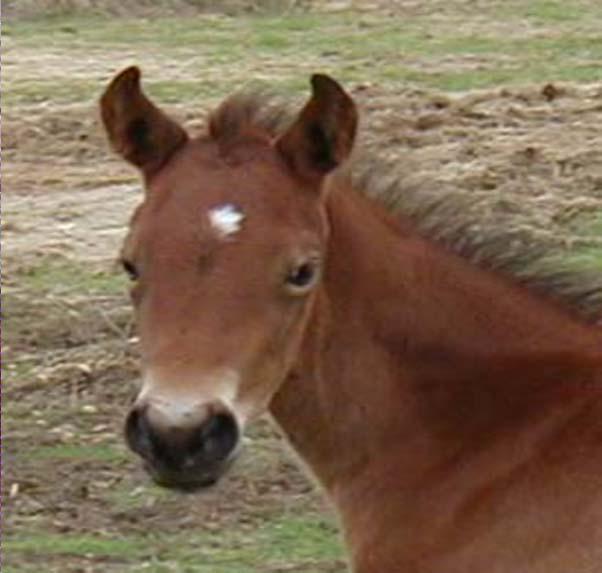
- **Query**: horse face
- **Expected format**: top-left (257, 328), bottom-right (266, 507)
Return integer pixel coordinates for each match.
top-left (101, 68), bottom-right (356, 490)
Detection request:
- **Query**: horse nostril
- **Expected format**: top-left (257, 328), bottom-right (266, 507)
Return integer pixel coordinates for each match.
top-left (195, 412), bottom-right (239, 463)
top-left (125, 406), bottom-right (155, 459)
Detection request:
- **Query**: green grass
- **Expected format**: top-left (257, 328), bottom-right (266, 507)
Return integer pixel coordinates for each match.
top-left (579, 213), bottom-right (602, 235)
top-left (2, 358), bottom-right (38, 384)
top-left (5, 534), bottom-right (150, 558)
top-left (166, 515), bottom-right (342, 571)
top-left (411, 63), bottom-right (602, 92)
top-left (105, 479), bottom-right (176, 510)
top-left (19, 256), bottom-right (127, 295)
top-left (6, 78), bottom-right (100, 106)
top-left (519, 0), bottom-right (589, 23)
top-left (187, 512), bottom-right (343, 570)
top-left (5, 3), bottom-right (602, 108)
top-left (27, 443), bottom-right (129, 462)
top-left (5, 514), bottom-right (344, 573)
top-left (3, 257), bottom-right (129, 360)
top-left (565, 212), bottom-right (602, 272)
top-left (565, 247), bottom-right (602, 272)
top-left (256, 515), bottom-right (342, 562)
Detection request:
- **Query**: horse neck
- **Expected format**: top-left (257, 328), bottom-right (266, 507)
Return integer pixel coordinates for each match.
top-left (269, 180), bottom-right (602, 566)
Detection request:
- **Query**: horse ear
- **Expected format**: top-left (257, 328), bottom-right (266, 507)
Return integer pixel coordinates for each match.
top-left (100, 66), bottom-right (188, 176)
top-left (276, 74), bottom-right (357, 183)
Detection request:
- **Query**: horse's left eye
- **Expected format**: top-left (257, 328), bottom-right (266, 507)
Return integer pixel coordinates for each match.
top-left (285, 261), bottom-right (320, 294)
top-left (121, 259), bottom-right (139, 281)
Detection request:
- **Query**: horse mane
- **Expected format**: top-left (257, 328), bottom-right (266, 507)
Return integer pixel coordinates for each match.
top-left (208, 90), bottom-right (602, 324)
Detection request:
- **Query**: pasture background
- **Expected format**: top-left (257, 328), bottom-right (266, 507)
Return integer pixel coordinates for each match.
top-left (4, 1), bottom-right (602, 572)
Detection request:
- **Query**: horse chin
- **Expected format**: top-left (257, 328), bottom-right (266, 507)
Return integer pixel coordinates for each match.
top-left (144, 461), bottom-right (231, 493)
top-left (153, 474), bottom-right (218, 493)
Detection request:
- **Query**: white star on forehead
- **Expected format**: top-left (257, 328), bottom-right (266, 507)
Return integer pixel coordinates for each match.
top-left (208, 204), bottom-right (245, 239)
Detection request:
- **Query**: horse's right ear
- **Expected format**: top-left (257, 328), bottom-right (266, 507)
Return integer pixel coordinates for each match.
top-left (276, 74), bottom-right (357, 184)
top-left (100, 67), bottom-right (188, 176)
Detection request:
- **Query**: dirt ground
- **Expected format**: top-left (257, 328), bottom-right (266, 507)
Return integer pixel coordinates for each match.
top-left (4, 2), bottom-right (602, 572)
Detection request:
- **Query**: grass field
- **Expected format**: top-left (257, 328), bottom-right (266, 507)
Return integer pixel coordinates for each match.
top-left (5, 1), bottom-right (602, 108)
top-left (4, 2), bottom-right (602, 572)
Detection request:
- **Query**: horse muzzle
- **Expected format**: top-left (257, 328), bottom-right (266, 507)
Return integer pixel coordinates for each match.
top-left (124, 401), bottom-right (240, 492)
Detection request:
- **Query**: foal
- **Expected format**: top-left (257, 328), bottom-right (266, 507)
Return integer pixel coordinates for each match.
top-left (101, 67), bottom-right (602, 572)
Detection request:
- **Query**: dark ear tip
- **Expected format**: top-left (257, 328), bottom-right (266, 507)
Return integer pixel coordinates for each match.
top-left (310, 73), bottom-right (344, 96)
top-left (101, 67), bottom-right (143, 111)
top-left (310, 73), bottom-right (334, 85)
top-left (105, 66), bottom-right (142, 95)
top-left (118, 65), bottom-right (142, 86)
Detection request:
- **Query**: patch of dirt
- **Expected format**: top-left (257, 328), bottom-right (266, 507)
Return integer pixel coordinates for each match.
top-left (4, 185), bottom-right (141, 261)
top-left (356, 82), bottom-right (602, 248)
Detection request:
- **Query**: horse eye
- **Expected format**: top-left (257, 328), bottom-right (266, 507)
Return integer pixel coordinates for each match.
top-left (285, 261), bottom-right (319, 293)
top-left (121, 259), bottom-right (139, 281)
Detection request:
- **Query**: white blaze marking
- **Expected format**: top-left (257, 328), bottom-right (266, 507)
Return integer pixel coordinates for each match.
top-left (208, 204), bottom-right (245, 239)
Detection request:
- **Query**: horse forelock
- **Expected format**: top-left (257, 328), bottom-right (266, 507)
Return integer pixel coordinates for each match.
top-left (208, 89), bottom-right (293, 144)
